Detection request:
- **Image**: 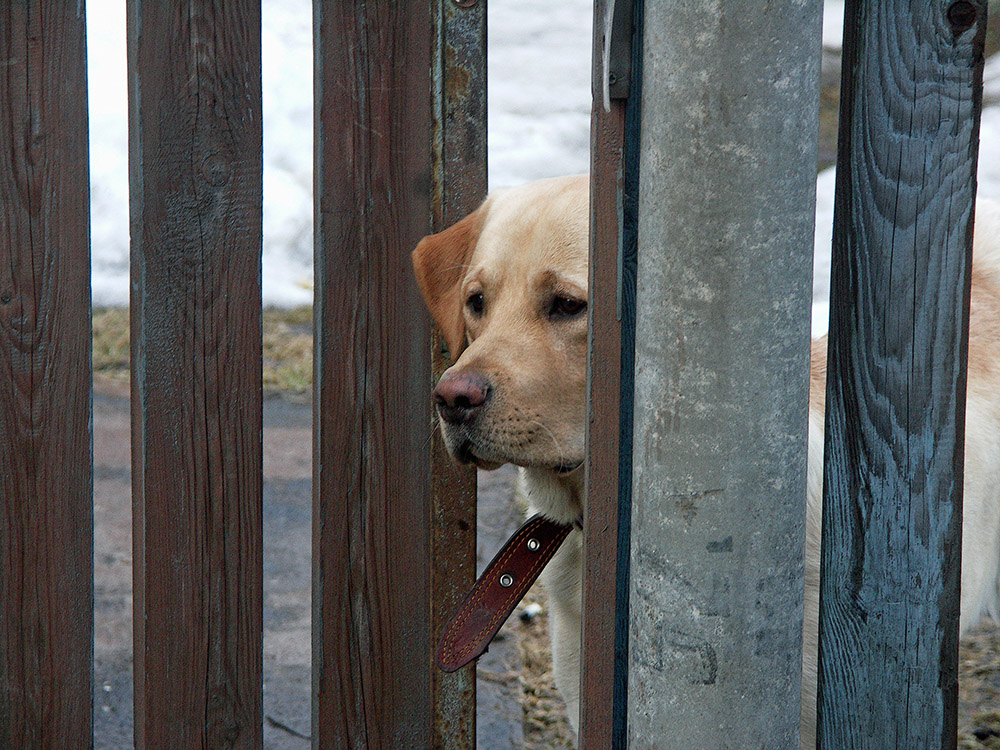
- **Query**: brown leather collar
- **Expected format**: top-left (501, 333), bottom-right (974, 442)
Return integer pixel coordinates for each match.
top-left (436, 514), bottom-right (574, 672)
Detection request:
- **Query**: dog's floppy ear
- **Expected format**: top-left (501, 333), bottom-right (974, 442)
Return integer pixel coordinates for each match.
top-left (412, 207), bottom-right (483, 359)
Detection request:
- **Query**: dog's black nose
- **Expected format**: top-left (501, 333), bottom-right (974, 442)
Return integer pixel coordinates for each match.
top-left (433, 371), bottom-right (490, 424)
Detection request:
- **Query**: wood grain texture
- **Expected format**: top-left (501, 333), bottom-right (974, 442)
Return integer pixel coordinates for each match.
top-left (429, 1), bottom-right (486, 748)
top-left (312, 3), bottom-right (435, 747)
top-left (127, 2), bottom-right (263, 747)
top-left (579, 0), bottom-right (639, 746)
top-left (0, 3), bottom-right (93, 747)
top-left (580, 97), bottom-right (627, 750)
top-left (818, 2), bottom-right (986, 747)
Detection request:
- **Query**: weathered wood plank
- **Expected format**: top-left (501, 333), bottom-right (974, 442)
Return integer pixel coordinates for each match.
top-left (817, 2), bottom-right (987, 746)
top-left (626, 1), bottom-right (820, 745)
top-left (579, 0), bottom-right (639, 746)
top-left (127, 2), bottom-right (264, 746)
top-left (429, 1), bottom-right (486, 747)
top-left (312, 3), bottom-right (435, 747)
top-left (580, 93), bottom-right (628, 750)
top-left (0, 3), bottom-right (93, 747)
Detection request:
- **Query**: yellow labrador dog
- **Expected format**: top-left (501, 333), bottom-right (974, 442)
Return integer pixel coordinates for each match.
top-left (413, 174), bottom-right (1000, 747)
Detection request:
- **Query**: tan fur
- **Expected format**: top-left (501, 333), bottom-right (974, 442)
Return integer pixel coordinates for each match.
top-left (414, 176), bottom-right (1000, 748)
top-left (413, 175), bottom-right (592, 482)
top-left (412, 208), bottom-right (485, 358)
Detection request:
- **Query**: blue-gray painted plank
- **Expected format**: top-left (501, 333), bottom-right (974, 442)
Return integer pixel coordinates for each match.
top-left (817, 1), bottom-right (987, 747)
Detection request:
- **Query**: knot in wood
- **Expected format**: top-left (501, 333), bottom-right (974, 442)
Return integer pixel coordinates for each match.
top-left (200, 152), bottom-right (231, 187)
top-left (946, 1), bottom-right (977, 34)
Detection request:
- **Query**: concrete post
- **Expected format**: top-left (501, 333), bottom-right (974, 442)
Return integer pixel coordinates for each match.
top-left (626, 2), bottom-right (821, 745)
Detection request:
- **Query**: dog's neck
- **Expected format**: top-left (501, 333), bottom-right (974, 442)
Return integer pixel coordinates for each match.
top-left (517, 466), bottom-right (584, 526)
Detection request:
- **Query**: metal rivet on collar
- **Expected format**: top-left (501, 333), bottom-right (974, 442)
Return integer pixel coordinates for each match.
top-left (526, 538), bottom-right (541, 552)
top-left (499, 573), bottom-right (514, 588)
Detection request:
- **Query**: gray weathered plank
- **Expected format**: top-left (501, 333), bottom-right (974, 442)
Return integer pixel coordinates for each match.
top-left (429, 1), bottom-right (486, 748)
top-left (817, 2), bottom-right (987, 747)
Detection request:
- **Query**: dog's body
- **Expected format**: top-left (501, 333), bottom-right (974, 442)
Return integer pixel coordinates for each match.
top-left (413, 175), bottom-right (1000, 747)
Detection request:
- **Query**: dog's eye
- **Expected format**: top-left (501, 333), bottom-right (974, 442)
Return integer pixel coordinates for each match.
top-left (549, 296), bottom-right (586, 319)
top-left (466, 292), bottom-right (484, 316)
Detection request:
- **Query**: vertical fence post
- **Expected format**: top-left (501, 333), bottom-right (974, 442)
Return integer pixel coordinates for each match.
top-left (0, 3), bottom-right (93, 746)
top-left (312, 3), bottom-right (444, 747)
top-left (128, 2), bottom-right (264, 746)
top-left (623, 1), bottom-right (821, 745)
top-left (817, 2), bottom-right (987, 747)
top-left (429, 2), bottom-right (486, 747)
top-left (580, 0), bottom-right (641, 746)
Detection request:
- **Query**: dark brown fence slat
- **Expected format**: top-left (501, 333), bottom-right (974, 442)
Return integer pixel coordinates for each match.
top-left (429, 2), bottom-right (486, 747)
top-left (580, 104), bottom-right (627, 749)
top-left (312, 3), bottom-right (435, 747)
top-left (0, 4), bottom-right (93, 747)
top-left (579, 0), bottom-right (634, 746)
top-left (817, 2), bottom-right (987, 746)
top-left (127, 2), bottom-right (263, 747)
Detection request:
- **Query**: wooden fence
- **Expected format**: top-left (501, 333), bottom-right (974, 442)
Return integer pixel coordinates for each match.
top-left (3, 1), bottom-right (486, 747)
top-left (0, 0), bottom-right (988, 748)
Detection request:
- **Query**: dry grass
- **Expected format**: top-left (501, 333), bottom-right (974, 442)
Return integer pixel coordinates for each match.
top-left (92, 308), bottom-right (131, 380)
top-left (961, 622), bottom-right (1000, 748)
top-left (515, 588), bottom-right (576, 749)
top-left (261, 307), bottom-right (313, 392)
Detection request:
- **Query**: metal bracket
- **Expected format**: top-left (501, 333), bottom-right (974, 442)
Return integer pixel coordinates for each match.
top-left (602, 0), bottom-right (635, 111)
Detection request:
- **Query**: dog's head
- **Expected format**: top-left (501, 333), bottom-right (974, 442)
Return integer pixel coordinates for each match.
top-left (412, 175), bottom-right (590, 475)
